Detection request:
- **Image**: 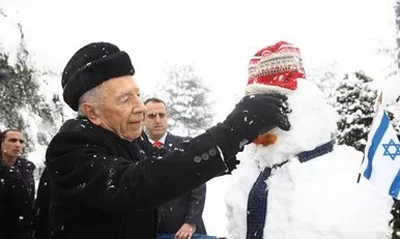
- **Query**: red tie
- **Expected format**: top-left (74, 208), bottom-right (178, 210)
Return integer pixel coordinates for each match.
top-left (153, 141), bottom-right (162, 148)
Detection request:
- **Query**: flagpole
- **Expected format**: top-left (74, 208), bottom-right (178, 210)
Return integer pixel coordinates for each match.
top-left (374, 91), bottom-right (383, 112)
top-left (356, 172), bottom-right (362, 183)
top-left (357, 91), bottom-right (383, 183)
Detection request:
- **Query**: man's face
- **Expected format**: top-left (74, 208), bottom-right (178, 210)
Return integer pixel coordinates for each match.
top-left (1, 131), bottom-right (24, 159)
top-left (144, 102), bottom-right (168, 141)
top-left (96, 75), bottom-right (145, 142)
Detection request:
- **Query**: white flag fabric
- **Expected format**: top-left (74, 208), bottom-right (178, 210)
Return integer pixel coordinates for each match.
top-left (361, 105), bottom-right (400, 199)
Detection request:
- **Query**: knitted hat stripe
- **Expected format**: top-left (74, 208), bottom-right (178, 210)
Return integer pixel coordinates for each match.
top-left (250, 57), bottom-right (304, 77)
top-left (249, 54), bottom-right (304, 78)
top-left (248, 71), bottom-right (304, 90)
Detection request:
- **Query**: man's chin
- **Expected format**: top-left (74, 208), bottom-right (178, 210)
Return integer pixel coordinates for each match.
top-left (152, 129), bottom-right (164, 135)
top-left (124, 135), bottom-right (141, 142)
top-left (122, 130), bottom-right (142, 142)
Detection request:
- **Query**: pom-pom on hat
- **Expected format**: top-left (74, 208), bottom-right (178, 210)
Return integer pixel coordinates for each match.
top-left (246, 41), bottom-right (305, 95)
top-left (61, 42), bottom-right (135, 111)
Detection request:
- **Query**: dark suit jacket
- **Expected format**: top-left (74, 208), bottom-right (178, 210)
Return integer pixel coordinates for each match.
top-left (156, 132), bottom-right (207, 234)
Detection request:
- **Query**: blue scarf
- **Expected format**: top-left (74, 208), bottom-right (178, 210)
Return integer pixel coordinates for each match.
top-left (246, 141), bottom-right (334, 239)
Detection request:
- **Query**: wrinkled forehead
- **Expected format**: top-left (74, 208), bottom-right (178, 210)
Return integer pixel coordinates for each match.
top-left (102, 76), bottom-right (140, 96)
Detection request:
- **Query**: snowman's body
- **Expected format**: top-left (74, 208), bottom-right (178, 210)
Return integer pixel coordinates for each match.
top-left (225, 79), bottom-right (393, 239)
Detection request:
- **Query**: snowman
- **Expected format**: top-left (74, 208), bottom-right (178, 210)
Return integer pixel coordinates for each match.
top-left (225, 41), bottom-right (393, 239)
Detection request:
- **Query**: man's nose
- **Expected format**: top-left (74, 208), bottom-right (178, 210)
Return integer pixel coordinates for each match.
top-left (138, 101), bottom-right (145, 113)
top-left (134, 96), bottom-right (146, 115)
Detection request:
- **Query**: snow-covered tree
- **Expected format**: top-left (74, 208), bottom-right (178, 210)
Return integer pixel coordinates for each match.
top-left (334, 71), bottom-right (377, 152)
top-left (0, 24), bottom-right (63, 153)
top-left (391, 198), bottom-right (400, 239)
top-left (157, 64), bottom-right (214, 136)
top-left (395, 0), bottom-right (400, 69)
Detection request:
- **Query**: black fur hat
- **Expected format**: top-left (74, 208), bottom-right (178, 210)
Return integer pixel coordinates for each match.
top-left (61, 42), bottom-right (135, 111)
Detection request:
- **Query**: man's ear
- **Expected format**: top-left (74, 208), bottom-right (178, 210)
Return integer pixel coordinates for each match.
top-left (81, 103), bottom-right (101, 125)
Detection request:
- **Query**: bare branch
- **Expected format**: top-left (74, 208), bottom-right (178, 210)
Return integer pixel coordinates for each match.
top-left (17, 22), bottom-right (24, 41)
top-left (0, 9), bottom-right (7, 18)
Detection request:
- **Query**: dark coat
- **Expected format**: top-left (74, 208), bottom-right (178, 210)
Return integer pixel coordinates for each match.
top-left (33, 134), bottom-right (154, 239)
top-left (32, 167), bottom-right (51, 239)
top-left (157, 133), bottom-right (207, 234)
top-left (45, 117), bottom-right (229, 239)
top-left (0, 157), bottom-right (35, 239)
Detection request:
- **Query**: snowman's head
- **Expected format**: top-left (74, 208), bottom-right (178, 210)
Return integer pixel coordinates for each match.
top-left (245, 41), bottom-right (336, 164)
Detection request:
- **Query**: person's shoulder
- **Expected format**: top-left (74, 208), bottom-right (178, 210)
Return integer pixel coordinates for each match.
top-left (167, 132), bottom-right (192, 141)
top-left (51, 117), bottom-right (109, 146)
top-left (59, 117), bottom-right (94, 133)
top-left (46, 118), bottom-right (112, 165)
top-left (165, 132), bottom-right (191, 149)
top-left (17, 157), bottom-right (36, 171)
top-left (0, 162), bottom-right (6, 173)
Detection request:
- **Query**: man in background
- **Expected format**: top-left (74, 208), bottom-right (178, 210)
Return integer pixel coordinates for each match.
top-left (0, 129), bottom-right (35, 239)
top-left (144, 98), bottom-right (207, 239)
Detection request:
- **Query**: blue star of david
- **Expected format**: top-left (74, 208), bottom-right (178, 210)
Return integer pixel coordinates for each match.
top-left (382, 139), bottom-right (400, 160)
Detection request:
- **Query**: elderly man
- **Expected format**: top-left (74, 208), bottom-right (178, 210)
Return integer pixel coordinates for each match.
top-left (45, 42), bottom-right (291, 239)
top-left (0, 129), bottom-right (35, 239)
top-left (144, 97), bottom-right (207, 238)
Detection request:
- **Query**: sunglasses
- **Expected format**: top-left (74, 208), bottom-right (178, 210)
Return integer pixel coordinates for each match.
top-left (146, 112), bottom-right (167, 119)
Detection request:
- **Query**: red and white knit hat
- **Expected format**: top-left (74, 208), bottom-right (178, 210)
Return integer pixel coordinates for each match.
top-left (246, 41), bottom-right (305, 95)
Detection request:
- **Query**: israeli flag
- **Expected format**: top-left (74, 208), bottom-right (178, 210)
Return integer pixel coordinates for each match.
top-left (361, 105), bottom-right (400, 199)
